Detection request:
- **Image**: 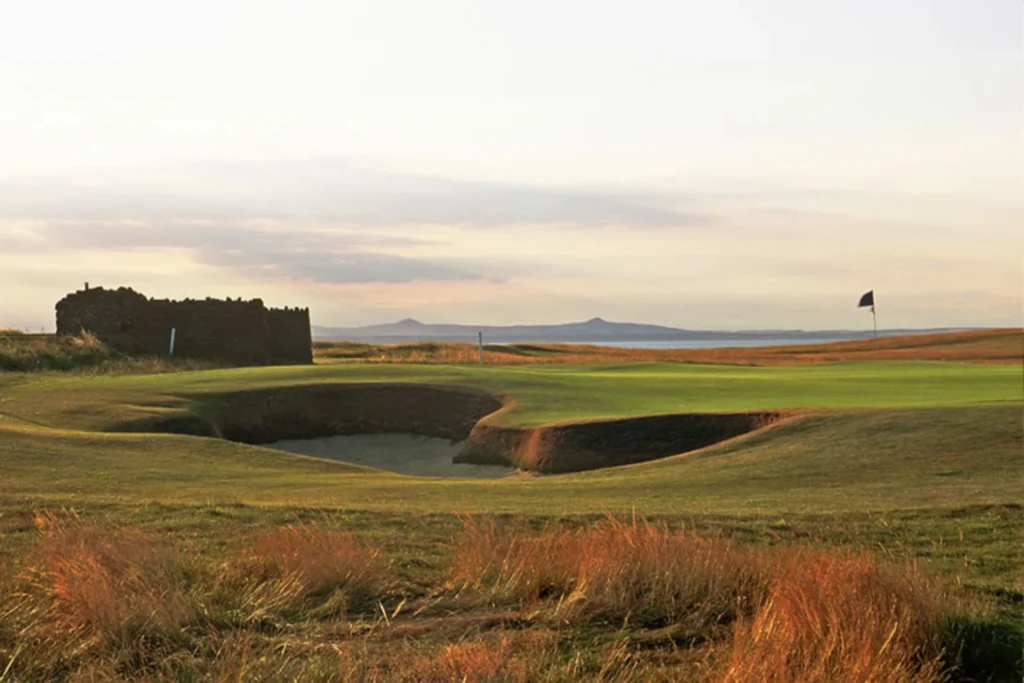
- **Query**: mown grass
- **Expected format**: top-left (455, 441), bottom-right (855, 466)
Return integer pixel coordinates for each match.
top-left (1, 358), bottom-right (1019, 434)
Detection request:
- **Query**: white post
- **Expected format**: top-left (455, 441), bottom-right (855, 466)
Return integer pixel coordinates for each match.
top-left (169, 327), bottom-right (177, 356)
top-left (478, 331), bottom-right (484, 365)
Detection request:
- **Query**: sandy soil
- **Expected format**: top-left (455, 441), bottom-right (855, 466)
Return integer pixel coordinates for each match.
top-left (265, 433), bottom-right (516, 478)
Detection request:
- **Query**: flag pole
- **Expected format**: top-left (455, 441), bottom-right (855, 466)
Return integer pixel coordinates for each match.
top-left (872, 305), bottom-right (877, 339)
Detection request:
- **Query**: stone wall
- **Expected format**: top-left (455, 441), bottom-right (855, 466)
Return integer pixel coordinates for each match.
top-left (55, 286), bottom-right (312, 365)
top-left (267, 307), bottom-right (314, 364)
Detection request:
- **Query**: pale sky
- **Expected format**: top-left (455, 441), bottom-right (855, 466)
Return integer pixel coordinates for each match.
top-left (1, 0), bottom-right (1021, 331)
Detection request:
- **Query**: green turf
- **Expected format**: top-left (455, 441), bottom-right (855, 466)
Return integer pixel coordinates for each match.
top-left (1, 361), bottom-right (1019, 517)
top-left (0, 360), bottom-right (1017, 431)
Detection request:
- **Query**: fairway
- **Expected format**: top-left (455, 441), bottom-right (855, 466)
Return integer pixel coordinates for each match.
top-left (1, 357), bottom-right (1020, 512)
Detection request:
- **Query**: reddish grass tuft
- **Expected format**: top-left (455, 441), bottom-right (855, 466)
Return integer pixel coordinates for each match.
top-left (450, 516), bottom-right (765, 628)
top-left (719, 551), bottom-right (945, 682)
top-left (404, 632), bottom-right (557, 683)
top-left (225, 523), bottom-right (393, 621)
top-left (452, 517), bottom-right (948, 681)
top-left (31, 510), bottom-right (193, 645)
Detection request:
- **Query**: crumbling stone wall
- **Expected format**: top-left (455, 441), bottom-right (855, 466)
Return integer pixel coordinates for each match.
top-left (55, 286), bottom-right (312, 365)
top-left (267, 307), bottom-right (314, 364)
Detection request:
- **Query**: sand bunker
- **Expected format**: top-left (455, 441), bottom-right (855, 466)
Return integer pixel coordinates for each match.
top-left (265, 434), bottom-right (515, 478)
top-left (117, 383), bottom-right (785, 474)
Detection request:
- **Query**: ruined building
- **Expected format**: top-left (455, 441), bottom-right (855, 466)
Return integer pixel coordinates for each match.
top-left (55, 286), bottom-right (313, 365)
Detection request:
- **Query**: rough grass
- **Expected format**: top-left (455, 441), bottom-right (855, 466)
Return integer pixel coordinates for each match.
top-left (0, 331), bottom-right (217, 373)
top-left (313, 329), bottom-right (1022, 366)
top-left (0, 513), bottom-right (969, 682)
top-left (222, 524), bottom-right (394, 623)
top-left (721, 553), bottom-right (944, 682)
top-left (450, 516), bottom-right (766, 630)
top-left (30, 510), bottom-right (195, 647)
top-left (1, 514), bottom-right (396, 680)
top-left (449, 518), bottom-right (950, 682)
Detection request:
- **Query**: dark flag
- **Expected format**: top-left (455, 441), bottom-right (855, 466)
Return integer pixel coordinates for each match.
top-left (858, 290), bottom-right (877, 338)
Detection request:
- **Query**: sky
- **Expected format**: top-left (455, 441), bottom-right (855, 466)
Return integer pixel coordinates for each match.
top-left (1, 0), bottom-right (1021, 331)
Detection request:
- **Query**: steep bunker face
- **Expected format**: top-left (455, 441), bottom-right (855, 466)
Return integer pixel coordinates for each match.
top-left (120, 383), bottom-right (783, 476)
top-left (458, 411), bottom-right (785, 473)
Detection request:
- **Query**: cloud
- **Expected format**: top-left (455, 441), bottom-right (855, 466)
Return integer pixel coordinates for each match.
top-left (0, 157), bottom-right (705, 228)
top-left (0, 220), bottom-right (480, 285)
top-left (0, 158), bottom-right (712, 286)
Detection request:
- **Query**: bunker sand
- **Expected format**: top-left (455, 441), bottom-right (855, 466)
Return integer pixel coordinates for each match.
top-left (265, 433), bottom-right (515, 478)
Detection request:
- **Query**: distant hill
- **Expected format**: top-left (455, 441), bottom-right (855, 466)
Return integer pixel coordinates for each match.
top-left (312, 317), bottom-right (971, 344)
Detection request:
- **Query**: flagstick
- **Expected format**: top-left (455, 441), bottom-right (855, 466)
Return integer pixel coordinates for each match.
top-left (872, 305), bottom-right (878, 339)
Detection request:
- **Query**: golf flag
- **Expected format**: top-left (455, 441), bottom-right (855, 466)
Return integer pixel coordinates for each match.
top-left (858, 290), bottom-right (877, 338)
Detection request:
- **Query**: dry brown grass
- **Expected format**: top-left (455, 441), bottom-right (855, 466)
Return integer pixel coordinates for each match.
top-left (450, 516), bottom-right (766, 629)
top-left (0, 514), bottom-right (396, 680)
top-left (400, 632), bottom-right (559, 683)
top-left (222, 523), bottom-right (394, 622)
top-left (720, 552), bottom-right (945, 683)
top-left (30, 510), bottom-right (194, 647)
top-left (450, 517), bottom-right (948, 682)
top-left (315, 329), bottom-right (1022, 366)
top-left (0, 514), bottom-right (973, 681)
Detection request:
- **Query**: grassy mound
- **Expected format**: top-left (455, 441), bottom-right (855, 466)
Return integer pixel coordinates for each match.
top-left (0, 331), bottom-right (216, 373)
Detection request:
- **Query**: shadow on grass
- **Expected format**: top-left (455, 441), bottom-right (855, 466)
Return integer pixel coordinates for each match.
top-left (943, 616), bottom-right (1023, 682)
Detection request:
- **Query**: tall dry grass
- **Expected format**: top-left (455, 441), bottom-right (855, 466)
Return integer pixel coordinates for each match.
top-left (450, 517), bottom-right (948, 682)
top-left (450, 516), bottom-right (766, 629)
top-left (720, 552), bottom-right (945, 682)
top-left (0, 513), bottom-right (976, 681)
top-left (30, 510), bottom-right (195, 647)
top-left (221, 523), bottom-right (394, 623)
top-left (1, 514), bottom-right (395, 680)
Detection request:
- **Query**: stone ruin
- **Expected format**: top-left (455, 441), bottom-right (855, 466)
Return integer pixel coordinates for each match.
top-left (55, 285), bottom-right (313, 365)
